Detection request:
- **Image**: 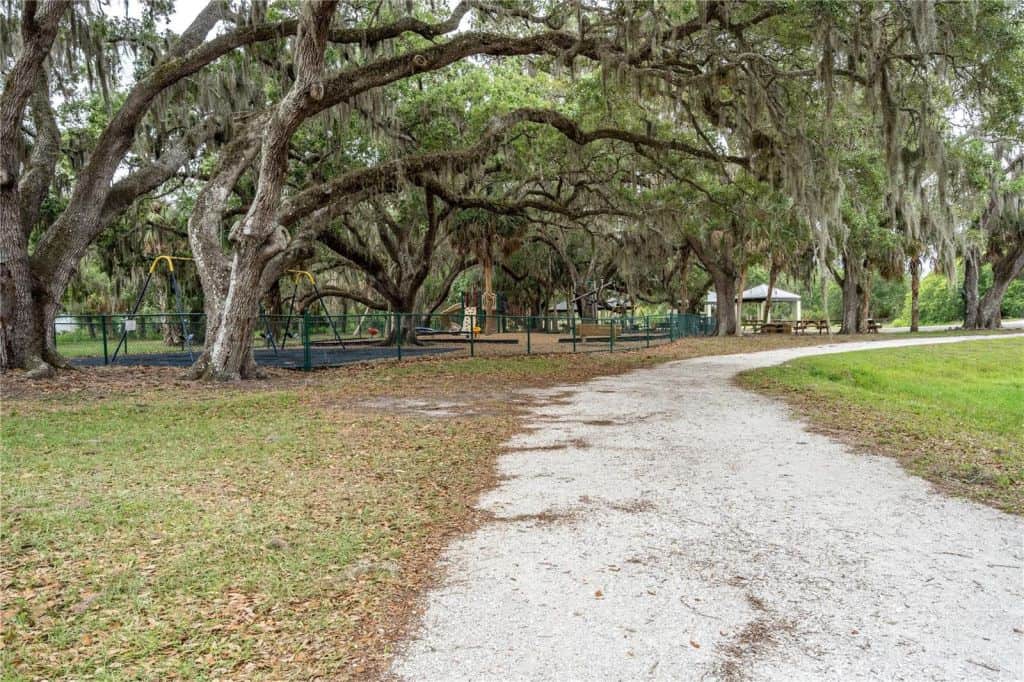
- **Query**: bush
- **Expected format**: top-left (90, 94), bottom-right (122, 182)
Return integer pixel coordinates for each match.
top-left (894, 266), bottom-right (1024, 325)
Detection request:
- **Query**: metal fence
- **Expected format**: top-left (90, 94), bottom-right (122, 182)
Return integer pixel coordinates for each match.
top-left (55, 311), bottom-right (715, 370)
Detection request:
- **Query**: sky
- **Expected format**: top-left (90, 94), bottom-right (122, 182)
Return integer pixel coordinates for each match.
top-left (124, 0), bottom-right (217, 34)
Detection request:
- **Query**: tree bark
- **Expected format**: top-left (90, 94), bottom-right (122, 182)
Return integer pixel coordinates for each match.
top-left (711, 270), bottom-right (738, 336)
top-left (909, 256), bottom-right (921, 332)
top-left (977, 245), bottom-right (1024, 329)
top-left (0, 1), bottom-right (70, 375)
top-left (198, 1), bottom-right (338, 379)
top-left (837, 252), bottom-right (868, 334)
top-left (686, 233), bottom-right (740, 336)
top-left (677, 248), bottom-right (691, 313)
top-left (963, 245), bottom-right (980, 329)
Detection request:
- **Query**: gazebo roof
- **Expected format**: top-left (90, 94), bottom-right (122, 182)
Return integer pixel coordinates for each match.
top-left (706, 284), bottom-right (801, 304)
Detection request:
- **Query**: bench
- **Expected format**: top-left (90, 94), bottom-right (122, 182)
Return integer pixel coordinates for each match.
top-left (866, 319), bottom-right (882, 333)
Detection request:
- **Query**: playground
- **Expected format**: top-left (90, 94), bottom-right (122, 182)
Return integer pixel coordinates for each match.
top-left (57, 305), bottom-right (711, 370)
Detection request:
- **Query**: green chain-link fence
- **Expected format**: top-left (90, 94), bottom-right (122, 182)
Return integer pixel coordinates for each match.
top-left (55, 311), bottom-right (715, 370)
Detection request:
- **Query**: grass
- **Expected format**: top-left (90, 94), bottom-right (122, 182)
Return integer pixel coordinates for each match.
top-left (3, 388), bottom-right (520, 679)
top-left (54, 337), bottom-right (174, 358)
top-left (2, 330), bottom-right (1016, 680)
top-left (739, 338), bottom-right (1024, 514)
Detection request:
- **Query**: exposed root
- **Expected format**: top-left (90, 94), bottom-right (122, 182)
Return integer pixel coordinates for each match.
top-left (42, 346), bottom-right (75, 371)
top-left (23, 354), bottom-right (55, 379)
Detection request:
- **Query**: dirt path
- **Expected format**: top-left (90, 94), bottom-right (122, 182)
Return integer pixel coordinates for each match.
top-left (392, 336), bottom-right (1024, 681)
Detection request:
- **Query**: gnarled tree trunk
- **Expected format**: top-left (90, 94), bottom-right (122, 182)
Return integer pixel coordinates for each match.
top-left (710, 269), bottom-right (738, 336)
top-left (837, 252), bottom-right (869, 334)
top-left (963, 242), bottom-right (1023, 330)
top-left (194, 1), bottom-right (338, 380)
top-left (0, 1), bottom-right (69, 375)
top-left (976, 247), bottom-right (1024, 329)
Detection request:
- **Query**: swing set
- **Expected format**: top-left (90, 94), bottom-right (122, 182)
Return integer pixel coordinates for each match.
top-left (111, 259), bottom-right (343, 363)
top-left (264, 269), bottom-right (344, 351)
top-left (111, 255), bottom-right (195, 363)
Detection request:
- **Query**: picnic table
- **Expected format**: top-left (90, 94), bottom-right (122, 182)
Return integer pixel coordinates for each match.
top-left (759, 321), bottom-right (793, 334)
top-left (795, 319), bottom-right (831, 335)
top-left (743, 318), bottom-right (764, 333)
top-left (867, 319), bottom-right (882, 333)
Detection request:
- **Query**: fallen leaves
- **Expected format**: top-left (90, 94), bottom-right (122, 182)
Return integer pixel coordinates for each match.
top-left (2, 334), bottom-right (861, 680)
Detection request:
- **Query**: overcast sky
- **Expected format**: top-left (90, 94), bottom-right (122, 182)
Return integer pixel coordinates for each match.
top-left (125, 0), bottom-right (211, 34)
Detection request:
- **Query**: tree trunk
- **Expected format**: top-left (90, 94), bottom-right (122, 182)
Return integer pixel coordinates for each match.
top-left (857, 278), bottom-right (871, 333)
top-left (380, 295), bottom-right (420, 345)
top-left (198, 253), bottom-right (264, 380)
top-left (0, 2), bottom-right (69, 374)
top-left (977, 247), bottom-right (1024, 329)
top-left (711, 270), bottom-right (738, 336)
top-left (193, 1), bottom-right (338, 379)
top-left (963, 246), bottom-right (980, 328)
top-left (482, 256), bottom-right (497, 335)
top-left (909, 256), bottom-right (921, 332)
top-left (677, 248), bottom-right (690, 313)
top-left (964, 243), bottom-right (1023, 330)
top-left (838, 253), bottom-right (866, 335)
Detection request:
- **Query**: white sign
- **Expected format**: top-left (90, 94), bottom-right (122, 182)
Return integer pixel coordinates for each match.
top-left (461, 306), bottom-right (477, 333)
top-left (124, 319), bottom-right (137, 332)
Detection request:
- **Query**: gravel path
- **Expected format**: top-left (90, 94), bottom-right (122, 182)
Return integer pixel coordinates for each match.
top-left (392, 336), bottom-right (1024, 681)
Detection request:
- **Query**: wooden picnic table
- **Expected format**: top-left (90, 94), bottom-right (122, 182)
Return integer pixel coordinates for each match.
top-left (795, 319), bottom-right (831, 335)
top-left (759, 321), bottom-right (793, 334)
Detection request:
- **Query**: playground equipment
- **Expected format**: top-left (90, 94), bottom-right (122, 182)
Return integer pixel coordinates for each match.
top-left (277, 270), bottom-right (344, 349)
top-left (110, 255), bottom-right (195, 363)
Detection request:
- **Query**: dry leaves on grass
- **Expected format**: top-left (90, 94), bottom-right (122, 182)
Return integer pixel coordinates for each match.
top-left (3, 334), bottom-right (861, 680)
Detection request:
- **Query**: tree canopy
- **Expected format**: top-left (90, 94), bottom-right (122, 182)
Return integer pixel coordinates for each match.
top-left (2, 0), bottom-right (1021, 377)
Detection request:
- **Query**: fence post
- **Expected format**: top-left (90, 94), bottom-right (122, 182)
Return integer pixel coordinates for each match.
top-left (570, 314), bottom-right (577, 353)
top-left (646, 315), bottom-right (651, 348)
top-left (668, 312), bottom-right (674, 341)
top-left (469, 320), bottom-right (475, 357)
top-left (101, 315), bottom-right (109, 364)
top-left (526, 316), bottom-right (531, 355)
top-left (609, 319), bottom-right (615, 353)
top-left (395, 312), bottom-right (402, 361)
top-left (302, 311), bottom-right (311, 371)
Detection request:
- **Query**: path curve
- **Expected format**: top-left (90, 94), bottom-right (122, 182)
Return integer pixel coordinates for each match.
top-left (393, 336), bottom-right (1024, 681)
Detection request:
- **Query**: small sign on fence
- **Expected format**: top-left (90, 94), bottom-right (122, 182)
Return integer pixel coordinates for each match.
top-left (461, 307), bottom-right (477, 334)
top-left (124, 320), bottom-right (137, 332)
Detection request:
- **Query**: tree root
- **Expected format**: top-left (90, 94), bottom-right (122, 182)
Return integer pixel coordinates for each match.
top-left (43, 346), bottom-right (75, 370)
top-left (185, 349), bottom-right (267, 381)
top-left (23, 355), bottom-right (55, 379)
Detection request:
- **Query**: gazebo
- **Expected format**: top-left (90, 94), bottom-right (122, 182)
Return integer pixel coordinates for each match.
top-left (704, 284), bottom-right (802, 321)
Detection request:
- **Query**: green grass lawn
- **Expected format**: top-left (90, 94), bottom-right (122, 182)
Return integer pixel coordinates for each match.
top-left (739, 338), bottom-right (1024, 513)
top-left (54, 336), bottom-right (176, 358)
